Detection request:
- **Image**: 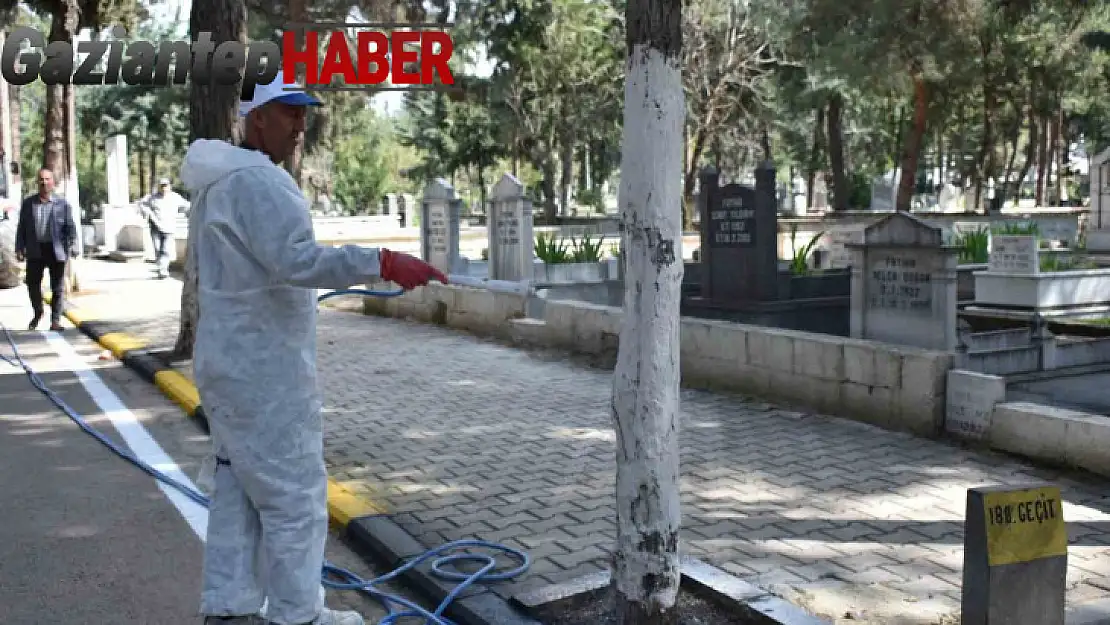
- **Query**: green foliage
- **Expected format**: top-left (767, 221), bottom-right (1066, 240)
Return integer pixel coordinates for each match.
top-left (991, 222), bottom-right (1040, 236)
top-left (534, 232), bottom-right (571, 264)
top-left (321, 98), bottom-right (415, 214)
top-left (575, 188), bottom-right (605, 214)
top-left (1040, 254), bottom-right (1098, 272)
top-left (955, 226), bottom-right (991, 264)
top-left (788, 229), bottom-right (825, 276)
top-left (569, 233), bottom-right (604, 262)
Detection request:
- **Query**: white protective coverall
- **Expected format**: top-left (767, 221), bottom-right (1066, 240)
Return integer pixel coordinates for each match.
top-left (181, 138), bottom-right (382, 624)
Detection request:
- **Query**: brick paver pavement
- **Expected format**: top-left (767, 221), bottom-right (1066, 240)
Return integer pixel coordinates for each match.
top-left (58, 260), bottom-right (1110, 624)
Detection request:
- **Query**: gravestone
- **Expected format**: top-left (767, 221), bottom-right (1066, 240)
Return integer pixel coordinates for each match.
top-left (697, 163), bottom-right (778, 302)
top-left (848, 212), bottom-right (959, 351)
top-left (102, 134), bottom-right (131, 253)
top-left (487, 173), bottom-right (534, 282)
top-left (870, 173), bottom-right (898, 211)
top-left (380, 193), bottom-right (396, 216)
top-left (945, 370), bottom-right (1005, 441)
top-left (988, 235), bottom-right (1038, 273)
top-left (822, 224), bottom-right (868, 269)
top-left (962, 483), bottom-right (1067, 625)
top-left (420, 179), bottom-right (461, 275)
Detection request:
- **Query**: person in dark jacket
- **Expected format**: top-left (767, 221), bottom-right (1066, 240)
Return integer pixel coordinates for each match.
top-left (14, 167), bottom-right (78, 331)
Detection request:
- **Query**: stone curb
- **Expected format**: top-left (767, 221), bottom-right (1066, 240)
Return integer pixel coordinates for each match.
top-left (42, 293), bottom-right (387, 528)
top-left (345, 514), bottom-right (542, 625)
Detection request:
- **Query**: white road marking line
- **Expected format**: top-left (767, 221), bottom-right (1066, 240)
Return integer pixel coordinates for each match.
top-left (41, 330), bottom-right (209, 541)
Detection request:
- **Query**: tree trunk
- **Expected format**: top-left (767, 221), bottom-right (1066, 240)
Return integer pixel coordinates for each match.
top-left (150, 150), bottom-right (158, 192)
top-left (137, 148), bottom-right (147, 197)
top-left (9, 84), bottom-right (20, 198)
top-left (283, 0), bottom-right (307, 187)
top-left (0, 31), bottom-right (10, 202)
top-left (43, 3), bottom-right (79, 180)
top-left (540, 161), bottom-right (557, 221)
top-left (826, 92), bottom-right (848, 211)
top-left (682, 126), bottom-right (706, 228)
top-left (806, 103), bottom-right (826, 211)
top-left (174, 0), bottom-right (247, 360)
top-left (896, 73), bottom-right (928, 212)
top-left (1046, 113), bottom-right (1059, 205)
top-left (975, 42), bottom-right (995, 213)
top-left (559, 127), bottom-right (574, 216)
top-left (1055, 105), bottom-right (1065, 204)
top-left (1000, 113), bottom-right (1021, 205)
top-left (1035, 114), bottom-right (1048, 206)
top-left (1014, 104), bottom-right (1037, 205)
top-left (64, 82), bottom-right (80, 293)
top-left (611, 0), bottom-right (683, 621)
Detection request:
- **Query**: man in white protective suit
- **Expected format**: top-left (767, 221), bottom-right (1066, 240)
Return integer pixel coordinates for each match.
top-left (181, 76), bottom-right (448, 625)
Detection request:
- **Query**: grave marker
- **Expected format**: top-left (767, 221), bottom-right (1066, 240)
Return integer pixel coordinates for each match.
top-left (697, 163), bottom-right (778, 302)
top-left (988, 235), bottom-right (1038, 273)
top-left (945, 370), bottom-right (1005, 440)
top-left (849, 212), bottom-right (959, 351)
top-left (823, 224), bottom-right (867, 269)
top-left (962, 483), bottom-right (1068, 625)
top-left (488, 173), bottom-right (534, 282)
top-left (420, 179), bottom-right (461, 275)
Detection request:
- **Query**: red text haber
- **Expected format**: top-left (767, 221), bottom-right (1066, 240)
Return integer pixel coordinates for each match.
top-left (281, 30), bottom-right (454, 86)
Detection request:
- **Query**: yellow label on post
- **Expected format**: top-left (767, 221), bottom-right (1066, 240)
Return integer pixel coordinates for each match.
top-left (983, 486), bottom-right (1068, 567)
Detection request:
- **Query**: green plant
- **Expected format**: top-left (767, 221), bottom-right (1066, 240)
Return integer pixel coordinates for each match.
top-left (576, 188), bottom-right (605, 214)
top-left (955, 226), bottom-right (990, 264)
top-left (992, 221), bottom-right (1040, 236)
top-left (481, 248), bottom-right (489, 261)
top-left (570, 233), bottom-right (605, 262)
top-left (608, 243), bottom-right (621, 259)
top-left (789, 230), bottom-right (825, 276)
top-left (1040, 254), bottom-right (1097, 272)
top-left (534, 232), bottom-right (571, 264)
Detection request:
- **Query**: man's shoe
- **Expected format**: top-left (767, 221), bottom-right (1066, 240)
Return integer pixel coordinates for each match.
top-left (28, 313), bottom-right (41, 330)
top-left (49, 321), bottom-right (63, 332)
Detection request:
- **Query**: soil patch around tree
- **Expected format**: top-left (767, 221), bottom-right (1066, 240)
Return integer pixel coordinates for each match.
top-left (533, 583), bottom-right (764, 625)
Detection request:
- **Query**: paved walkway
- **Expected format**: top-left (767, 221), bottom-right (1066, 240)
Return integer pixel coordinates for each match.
top-left (56, 259), bottom-right (1110, 624)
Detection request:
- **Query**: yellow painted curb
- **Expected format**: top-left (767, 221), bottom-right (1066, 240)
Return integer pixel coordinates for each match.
top-left (99, 332), bottom-right (148, 358)
top-left (328, 477), bottom-right (387, 527)
top-left (153, 370), bottom-right (202, 416)
top-left (64, 308), bottom-right (92, 326)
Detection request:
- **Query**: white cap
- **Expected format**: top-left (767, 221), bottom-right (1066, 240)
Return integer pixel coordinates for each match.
top-left (238, 76), bottom-right (322, 117)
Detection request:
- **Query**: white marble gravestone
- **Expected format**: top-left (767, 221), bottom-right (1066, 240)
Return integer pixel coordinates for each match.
top-left (487, 173), bottom-right (534, 282)
top-left (849, 212), bottom-right (959, 351)
top-left (988, 235), bottom-right (1038, 274)
top-left (102, 134), bottom-right (132, 253)
top-left (420, 179), bottom-right (461, 275)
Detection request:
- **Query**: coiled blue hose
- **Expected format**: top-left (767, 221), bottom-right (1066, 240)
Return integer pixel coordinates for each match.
top-left (0, 288), bottom-right (530, 625)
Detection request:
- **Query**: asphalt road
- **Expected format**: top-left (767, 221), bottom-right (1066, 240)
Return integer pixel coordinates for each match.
top-left (0, 289), bottom-right (394, 625)
top-left (0, 326), bottom-right (205, 624)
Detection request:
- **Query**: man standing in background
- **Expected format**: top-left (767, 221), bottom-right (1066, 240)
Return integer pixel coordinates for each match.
top-left (137, 177), bottom-right (189, 279)
top-left (14, 167), bottom-right (78, 331)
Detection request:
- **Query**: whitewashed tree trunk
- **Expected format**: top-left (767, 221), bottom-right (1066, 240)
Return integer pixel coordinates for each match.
top-left (610, 0), bottom-right (684, 622)
top-left (173, 204), bottom-right (200, 358)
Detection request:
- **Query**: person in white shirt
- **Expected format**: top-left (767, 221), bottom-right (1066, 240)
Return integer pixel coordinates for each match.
top-left (137, 178), bottom-right (189, 278)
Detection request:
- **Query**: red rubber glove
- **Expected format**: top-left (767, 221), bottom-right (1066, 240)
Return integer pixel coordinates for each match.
top-left (379, 248), bottom-right (449, 290)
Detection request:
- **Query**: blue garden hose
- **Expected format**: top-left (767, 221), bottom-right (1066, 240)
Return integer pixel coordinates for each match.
top-left (0, 288), bottom-right (531, 625)
top-left (317, 288), bottom-right (405, 302)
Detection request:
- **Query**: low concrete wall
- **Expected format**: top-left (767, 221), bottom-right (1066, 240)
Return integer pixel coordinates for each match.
top-left (990, 402), bottom-right (1110, 477)
top-left (362, 284), bottom-right (954, 437)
